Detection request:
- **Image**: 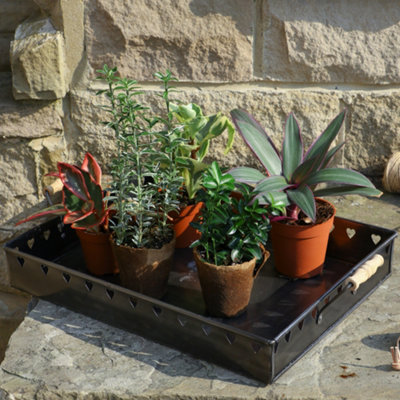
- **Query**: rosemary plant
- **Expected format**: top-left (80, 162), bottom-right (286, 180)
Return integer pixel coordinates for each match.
top-left (96, 65), bottom-right (182, 249)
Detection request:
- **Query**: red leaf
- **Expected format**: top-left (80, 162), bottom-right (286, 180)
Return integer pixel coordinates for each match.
top-left (81, 152), bottom-right (102, 185)
top-left (58, 162), bottom-right (90, 201)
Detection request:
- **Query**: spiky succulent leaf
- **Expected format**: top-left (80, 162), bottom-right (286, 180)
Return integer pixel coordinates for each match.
top-left (291, 156), bottom-right (321, 184)
top-left (230, 109), bottom-right (282, 175)
top-left (255, 175), bottom-right (289, 193)
top-left (304, 110), bottom-right (346, 168)
top-left (321, 142), bottom-right (345, 169)
top-left (229, 167), bottom-right (266, 184)
top-left (287, 185), bottom-right (316, 221)
top-left (282, 113), bottom-right (303, 180)
top-left (314, 185), bottom-right (382, 197)
top-left (304, 168), bottom-right (377, 188)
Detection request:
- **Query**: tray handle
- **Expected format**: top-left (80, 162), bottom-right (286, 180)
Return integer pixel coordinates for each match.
top-left (44, 179), bottom-right (63, 196)
top-left (316, 254), bottom-right (384, 324)
top-left (344, 254), bottom-right (384, 293)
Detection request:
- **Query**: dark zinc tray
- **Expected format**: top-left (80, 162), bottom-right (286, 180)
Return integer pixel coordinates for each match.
top-left (4, 216), bottom-right (397, 383)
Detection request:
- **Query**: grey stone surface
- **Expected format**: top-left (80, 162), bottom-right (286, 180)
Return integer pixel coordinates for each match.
top-left (84, 0), bottom-right (254, 82)
top-left (0, 73), bottom-right (64, 139)
top-left (260, 0), bottom-right (400, 84)
top-left (0, 285), bottom-right (31, 363)
top-left (0, 195), bottom-right (399, 399)
top-left (10, 17), bottom-right (68, 100)
top-left (72, 85), bottom-right (400, 176)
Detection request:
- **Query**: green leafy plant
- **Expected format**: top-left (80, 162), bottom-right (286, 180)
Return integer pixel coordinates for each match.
top-left (171, 103), bottom-right (235, 200)
top-left (191, 161), bottom-right (282, 266)
top-left (96, 65), bottom-right (182, 248)
top-left (229, 109), bottom-right (382, 221)
top-left (17, 153), bottom-right (109, 232)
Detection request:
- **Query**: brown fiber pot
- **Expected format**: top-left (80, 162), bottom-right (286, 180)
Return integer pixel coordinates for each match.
top-left (271, 199), bottom-right (336, 279)
top-left (193, 247), bottom-right (270, 318)
top-left (110, 235), bottom-right (175, 299)
top-left (172, 202), bottom-right (203, 248)
top-left (76, 230), bottom-right (118, 276)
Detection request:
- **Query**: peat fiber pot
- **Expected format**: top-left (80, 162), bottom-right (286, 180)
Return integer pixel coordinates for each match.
top-left (110, 235), bottom-right (176, 299)
top-left (193, 247), bottom-right (270, 318)
top-left (76, 230), bottom-right (118, 276)
top-left (271, 198), bottom-right (336, 279)
top-left (172, 202), bottom-right (203, 248)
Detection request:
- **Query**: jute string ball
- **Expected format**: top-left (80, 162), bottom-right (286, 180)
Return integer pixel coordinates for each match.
top-left (383, 152), bottom-right (400, 193)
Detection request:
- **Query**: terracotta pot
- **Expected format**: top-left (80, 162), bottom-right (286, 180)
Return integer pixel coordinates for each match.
top-left (271, 198), bottom-right (336, 279)
top-left (193, 246), bottom-right (270, 318)
top-left (110, 235), bottom-right (176, 298)
top-left (172, 202), bottom-right (203, 248)
top-left (76, 230), bottom-right (118, 276)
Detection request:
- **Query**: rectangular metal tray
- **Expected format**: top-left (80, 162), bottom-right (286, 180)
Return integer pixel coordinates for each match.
top-left (4, 216), bottom-right (397, 383)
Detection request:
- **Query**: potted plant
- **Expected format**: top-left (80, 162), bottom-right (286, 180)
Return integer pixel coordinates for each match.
top-left (229, 109), bottom-right (382, 279)
top-left (166, 99), bottom-right (236, 248)
top-left (97, 65), bottom-right (183, 298)
top-left (17, 153), bottom-right (117, 276)
top-left (190, 162), bottom-right (282, 318)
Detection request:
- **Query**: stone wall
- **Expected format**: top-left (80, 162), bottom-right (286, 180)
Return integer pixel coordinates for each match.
top-left (1, 0), bottom-right (400, 283)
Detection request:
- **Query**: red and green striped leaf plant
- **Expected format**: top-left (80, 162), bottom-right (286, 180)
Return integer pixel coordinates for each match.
top-left (17, 153), bottom-right (109, 232)
top-left (229, 109), bottom-right (382, 222)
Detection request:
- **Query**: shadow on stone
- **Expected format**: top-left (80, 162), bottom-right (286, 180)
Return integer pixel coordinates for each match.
top-left (28, 300), bottom-right (262, 387)
top-left (361, 332), bottom-right (400, 352)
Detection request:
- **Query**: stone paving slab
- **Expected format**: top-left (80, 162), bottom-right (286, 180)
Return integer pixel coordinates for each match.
top-left (0, 194), bottom-right (399, 399)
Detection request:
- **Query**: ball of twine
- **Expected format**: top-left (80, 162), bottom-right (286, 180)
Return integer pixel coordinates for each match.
top-left (383, 152), bottom-right (400, 193)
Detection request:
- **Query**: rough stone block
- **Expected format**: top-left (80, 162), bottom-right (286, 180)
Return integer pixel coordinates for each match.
top-left (0, 73), bottom-right (64, 138)
top-left (344, 93), bottom-right (400, 176)
top-left (72, 86), bottom-right (342, 174)
top-left (0, 0), bottom-right (40, 33)
top-left (33, 0), bottom-right (84, 86)
top-left (10, 17), bottom-right (68, 100)
top-left (260, 0), bottom-right (400, 84)
top-left (84, 0), bottom-right (253, 82)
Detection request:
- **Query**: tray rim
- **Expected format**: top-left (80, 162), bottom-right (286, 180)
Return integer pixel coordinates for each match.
top-left (4, 215), bottom-right (398, 342)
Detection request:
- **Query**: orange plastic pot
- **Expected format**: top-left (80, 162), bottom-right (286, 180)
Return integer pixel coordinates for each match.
top-left (271, 199), bottom-right (336, 279)
top-left (172, 202), bottom-right (203, 248)
top-left (76, 230), bottom-right (119, 276)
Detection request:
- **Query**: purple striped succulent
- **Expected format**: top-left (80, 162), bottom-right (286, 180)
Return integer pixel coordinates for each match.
top-left (229, 109), bottom-right (381, 222)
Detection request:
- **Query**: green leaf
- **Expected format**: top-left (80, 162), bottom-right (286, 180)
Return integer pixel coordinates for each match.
top-left (321, 142), bottom-right (345, 169)
top-left (287, 185), bottom-right (316, 221)
top-left (314, 185), bottom-right (382, 197)
top-left (305, 168), bottom-right (377, 188)
top-left (197, 139), bottom-right (210, 161)
top-left (209, 161), bottom-right (223, 184)
top-left (231, 249), bottom-right (240, 262)
top-left (282, 113), bottom-right (303, 180)
top-left (223, 119), bottom-right (235, 155)
top-left (304, 110), bottom-right (346, 167)
top-left (291, 156), bottom-right (321, 184)
top-left (229, 167), bottom-right (266, 184)
top-left (255, 176), bottom-right (289, 193)
top-left (63, 187), bottom-right (85, 212)
top-left (230, 109), bottom-right (282, 175)
top-left (254, 190), bottom-right (289, 207)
